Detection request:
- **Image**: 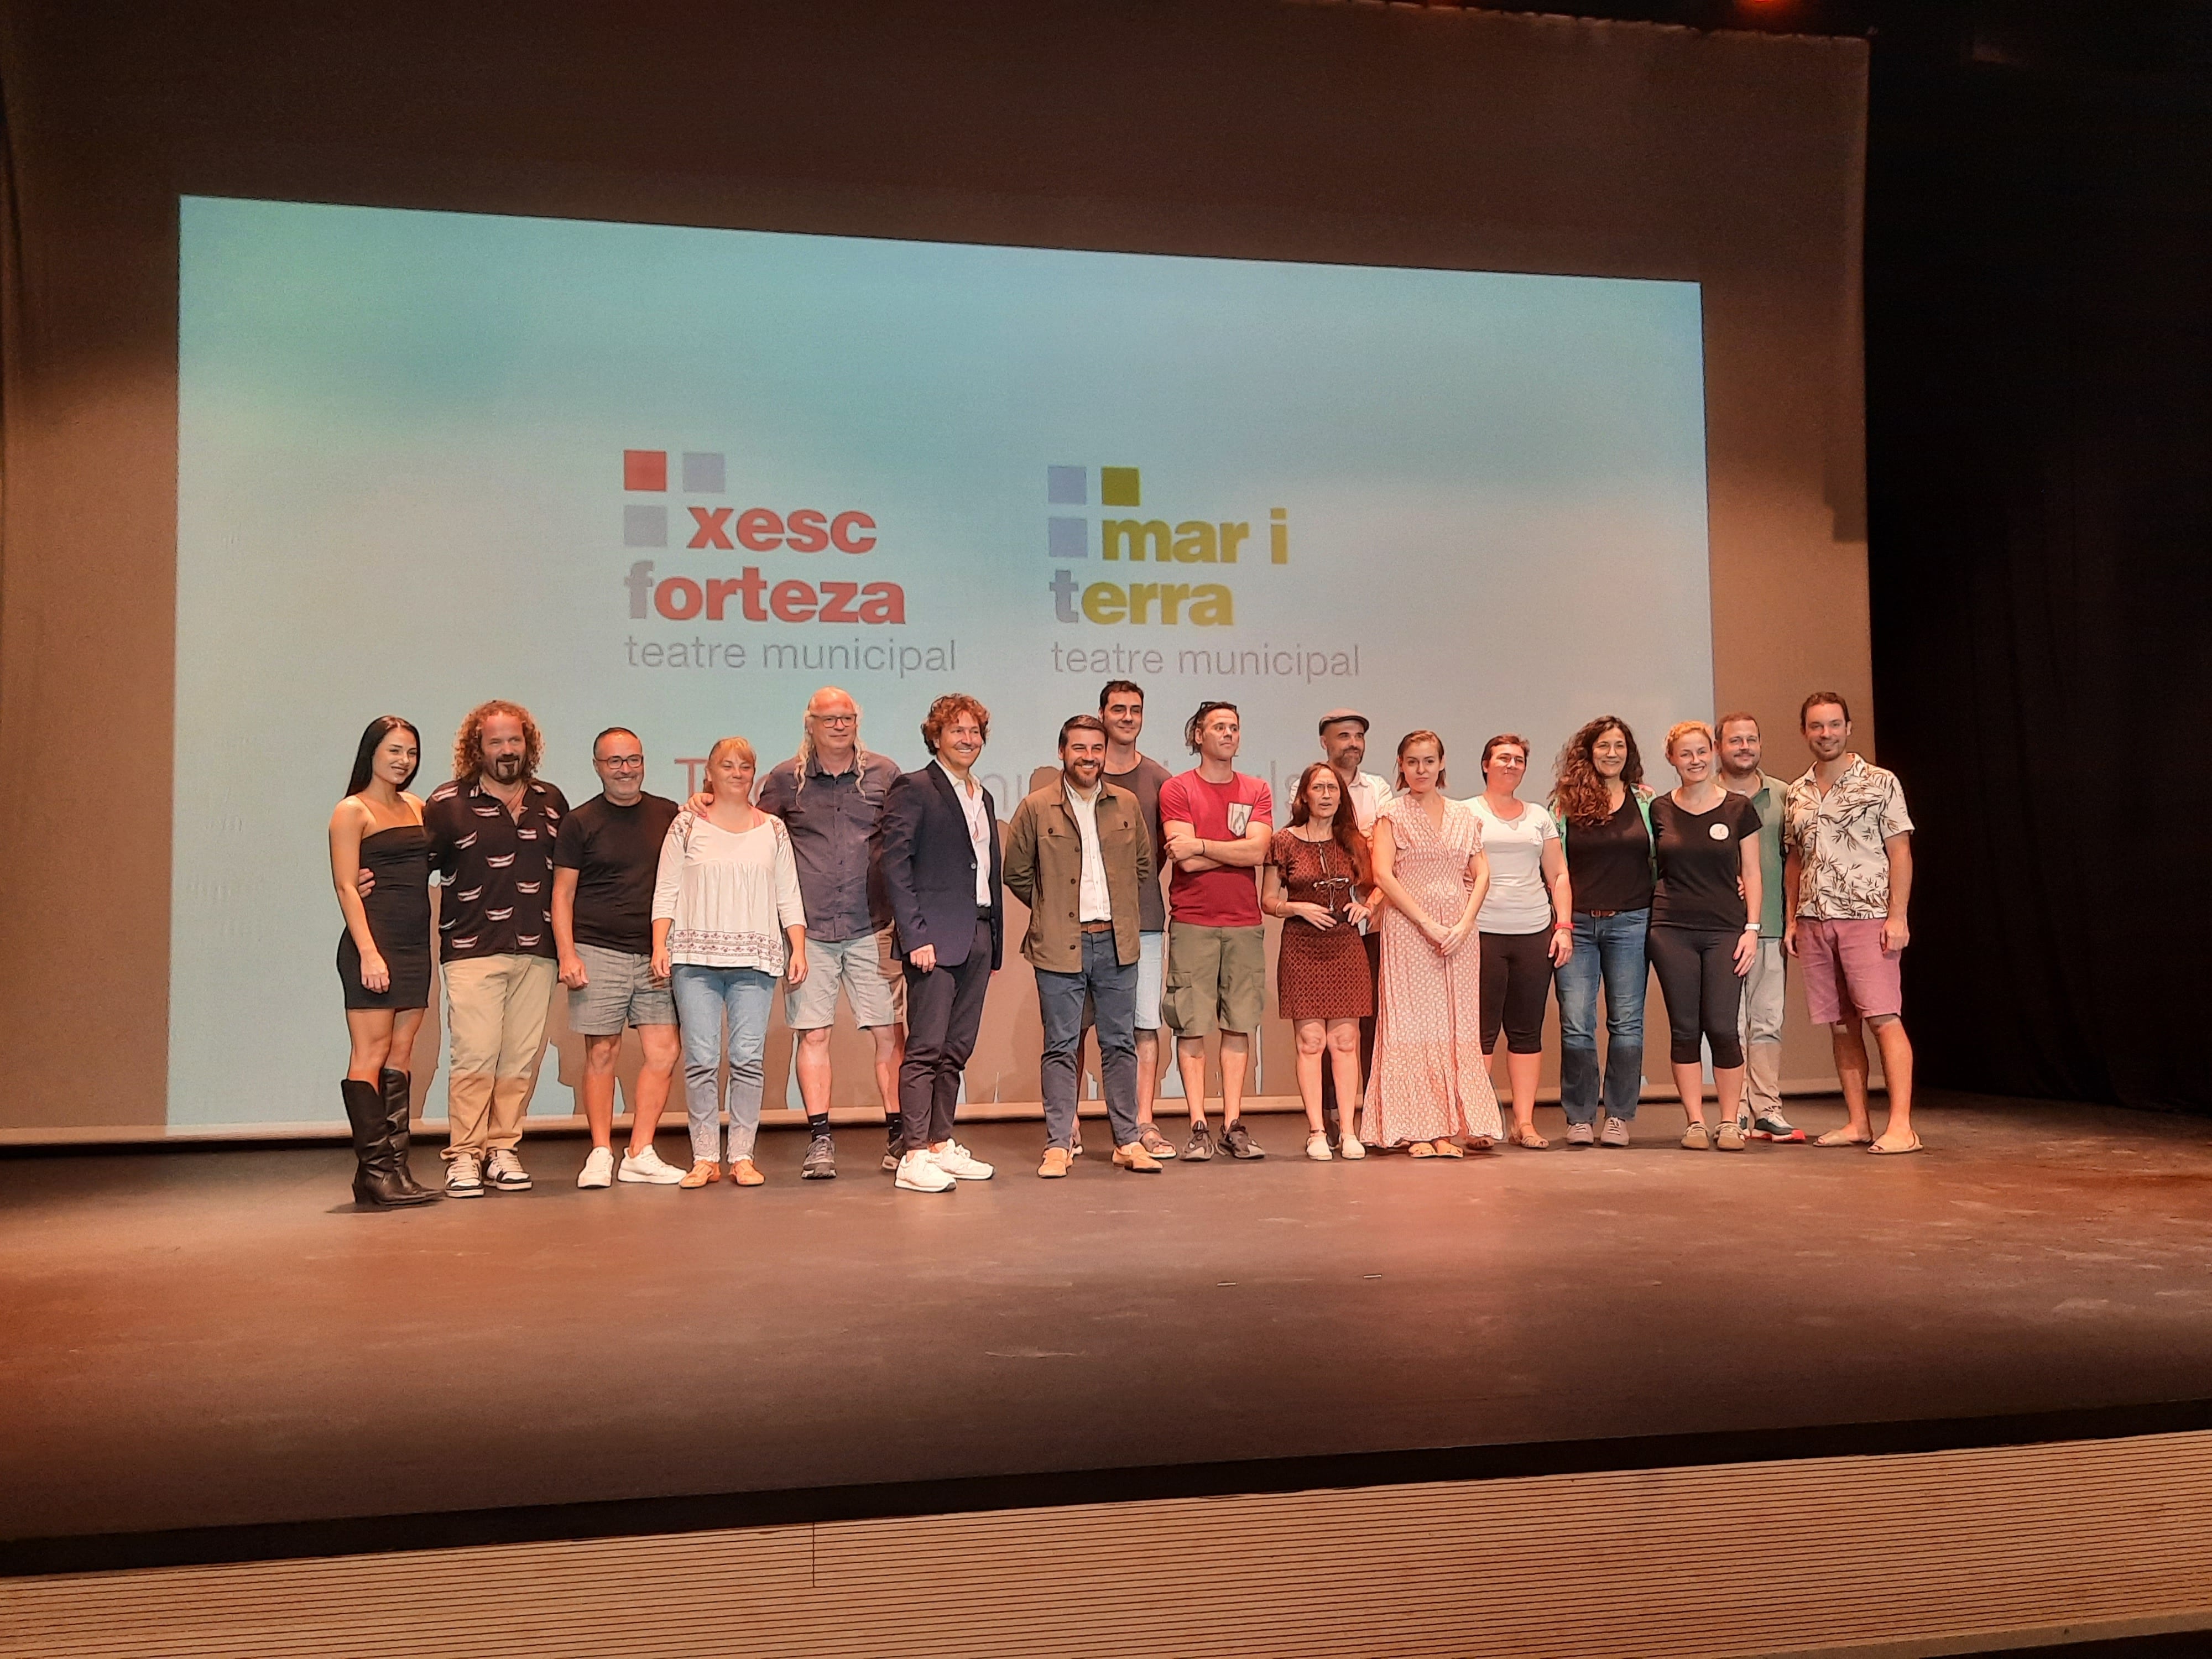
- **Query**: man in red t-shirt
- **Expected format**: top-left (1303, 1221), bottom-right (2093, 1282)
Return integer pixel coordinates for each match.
top-left (1158, 701), bottom-right (1274, 1160)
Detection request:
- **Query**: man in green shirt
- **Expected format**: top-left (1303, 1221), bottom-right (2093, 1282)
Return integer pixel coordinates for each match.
top-left (1719, 713), bottom-right (1804, 1142)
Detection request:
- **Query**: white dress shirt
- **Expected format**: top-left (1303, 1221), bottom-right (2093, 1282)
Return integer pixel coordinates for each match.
top-left (1064, 779), bottom-right (1112, 922)
top-left (936, 759), bottom-right (993, 907)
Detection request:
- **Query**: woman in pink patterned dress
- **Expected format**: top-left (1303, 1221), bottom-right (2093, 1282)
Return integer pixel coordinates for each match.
top-left (1363, 731), bottom-right (1501, 1156)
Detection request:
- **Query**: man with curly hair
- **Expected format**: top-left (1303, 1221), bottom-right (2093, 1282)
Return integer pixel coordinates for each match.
top-left (422, 700), bottom-right (571, 1197)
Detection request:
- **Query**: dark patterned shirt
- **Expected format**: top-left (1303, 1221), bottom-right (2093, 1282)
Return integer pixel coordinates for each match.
top-left (424, 776), bottom-right (571, 961)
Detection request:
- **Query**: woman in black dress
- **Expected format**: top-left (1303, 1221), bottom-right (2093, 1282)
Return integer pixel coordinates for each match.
top-left (330, 716), bottom-right (439, 1206)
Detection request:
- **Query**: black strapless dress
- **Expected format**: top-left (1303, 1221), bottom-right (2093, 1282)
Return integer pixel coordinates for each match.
top-left (338, 824), bottom-right (433, 1011)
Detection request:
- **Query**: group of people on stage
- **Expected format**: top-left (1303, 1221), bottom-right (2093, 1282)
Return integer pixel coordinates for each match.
top-left (328, 680), bottom-right (1919, 1208)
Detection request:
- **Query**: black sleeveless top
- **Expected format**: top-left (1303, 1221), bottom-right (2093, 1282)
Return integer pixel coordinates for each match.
top-left (337, 823), bottom-right (432, 1009)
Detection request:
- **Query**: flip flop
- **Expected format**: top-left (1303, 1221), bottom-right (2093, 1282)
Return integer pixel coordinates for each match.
top-left (1813, 1128), bottom-right (1872, 1148)
top-left (1431, 1139), bottom-right (1465, 1159)
top-left (1869, 1134), bottom-right (1924, 1156)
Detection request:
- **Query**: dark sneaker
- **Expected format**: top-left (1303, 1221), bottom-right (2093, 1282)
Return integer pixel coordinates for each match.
top-left (1221, 1120), bottom-right (1266, 1160)
top-left (1751, 1110), bottom-right (1806, 1143)
top-left (1182, 1121), bottom-right (1215, 1161)
top-left (801, 1135), bottom-right (837, 1180)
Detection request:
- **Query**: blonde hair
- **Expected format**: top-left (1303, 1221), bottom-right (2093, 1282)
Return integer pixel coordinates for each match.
top-left (795, 687), bottom-right (867, 780)
top-left (707, 735), bottom-right (758, 773)
top-left (1665, 720), bottom-right (1715, 760)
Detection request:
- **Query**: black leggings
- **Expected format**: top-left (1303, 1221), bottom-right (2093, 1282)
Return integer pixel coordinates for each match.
top-left (1479, 930), bottom-right (1553, 1056)
top-left (1646, 925), bottom-right (1746, 1068)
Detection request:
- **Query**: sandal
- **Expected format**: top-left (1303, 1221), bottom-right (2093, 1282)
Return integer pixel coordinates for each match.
top-left (680, 1160), bottom-right (721, 1188)
top-left (1814, 1128), bottom-right (1874, 1147)
top-left (1869, 1134), bottom-right (1924, 1156)
top-left (1408, 1141), bottom-right (1436, 1159)
top-left (1509, 1125), bottom-right (1550, 1150)
top-left (731, 1157), bottom-right (765, 1185)
top-left (1465, 1136), bottom-right (1496, 1153)
top-left (1431, 1139), bottom-right (1465, 1159)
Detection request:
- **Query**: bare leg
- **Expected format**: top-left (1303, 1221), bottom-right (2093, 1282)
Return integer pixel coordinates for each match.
top-left (1135, 1030), bottom-right (1160, 1125)
top-left (1177, 1036), bottom-right (1211, 1126)
top-left (1293, 1019), bottom-right (1327, 1134)
top-left (1219, 1031), bottom-right (1251, 1125)
top-left (871, 1022), bottom-right (905, 1129)
top-left (345, 1009), bottom-right (398, 1084)
top-left (580, 1032), bottom-right (622, 1150)
top-left (1831, 1018), bottom-right (1874, 1137)
top-left (1327, 1021), bottom-right (1363, 1144)
top-left (1868, 1016), bottom-right (1916, 1147)
top-left (1712, 1062), bottom-right (1746, 1129)
top-left (794, 1026), bottom-right (833, 1116)
top-left (1671, 1060), bottom-right (1707, 1126)
top-left (630, 1024), bottom-right (680, 1152)
top-left (1505, 1050), bottom-right (1542, 1136)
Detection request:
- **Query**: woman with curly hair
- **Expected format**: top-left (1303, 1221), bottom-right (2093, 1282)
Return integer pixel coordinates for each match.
top-left (1261, 763), bottom-right (1376, 1161)
top-left (1548, 716), bottom-right (1655, 1146)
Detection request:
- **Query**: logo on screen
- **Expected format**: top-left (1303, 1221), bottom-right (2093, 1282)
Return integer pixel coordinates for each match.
top-left (1043, 465), bottom-right (1287, 629)
top-left (617, 448), bottom-right (905, 627)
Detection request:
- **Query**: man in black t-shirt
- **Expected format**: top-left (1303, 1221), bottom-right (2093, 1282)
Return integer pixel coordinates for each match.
top-left (552, 728), bottom-right (683, 1190)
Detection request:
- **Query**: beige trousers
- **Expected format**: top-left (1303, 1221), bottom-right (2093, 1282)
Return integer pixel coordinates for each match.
top-left (441, 953), bottom-right (557, 1158)
top-left (1738, 936), bottom-right (1786, 1117)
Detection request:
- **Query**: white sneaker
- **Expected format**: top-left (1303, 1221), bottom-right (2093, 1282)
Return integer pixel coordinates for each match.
top-left (576, 1147), bottom-right (614, 1190)
top-left (929, 1142), bottom-right (994, 1180)
top-left (445, 1150), bottom-right (484, 1198)
top-left (895, 1149), bottom-right (957, 1192)
top-left (486, 1147), bottom-right (531, 1190)
top-left (1600, 1117), bottom-right (1632, 1147)
top-left (618, 1146), bottom-right (686, 1185)
top-left (1305, 1133), bottom-right (1333, 1162)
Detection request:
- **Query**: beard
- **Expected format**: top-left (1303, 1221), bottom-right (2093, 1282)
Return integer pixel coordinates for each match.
top-left (489, 753), bottom-right (524, 781)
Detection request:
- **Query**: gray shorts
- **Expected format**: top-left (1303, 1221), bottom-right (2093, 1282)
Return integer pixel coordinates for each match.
top-left (568, 942), bottom-right (677, 1036)
top-left (785, 928), bottom-right (906, 1030)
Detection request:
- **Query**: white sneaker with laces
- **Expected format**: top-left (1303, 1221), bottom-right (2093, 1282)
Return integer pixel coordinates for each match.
top-left (618, 1146), bottom-right (686, 1185)
top-left (577, 1147), bottom-right (614, 1190)
top-left (486, 1147), bottom-right (532, 1190)
top-left (445, 1150), bottom-right (484, 1198)
top-left (895, 1149), bottom-right (957, 1192)
top-left (929, 1142), bottom-right (994, 1180)
top-left (1600, 1117), bottom-right (1632, 1147)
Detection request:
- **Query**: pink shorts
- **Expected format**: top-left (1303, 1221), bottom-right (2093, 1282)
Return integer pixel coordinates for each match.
top-left (1796, 917), bottom-right (1901, 1025)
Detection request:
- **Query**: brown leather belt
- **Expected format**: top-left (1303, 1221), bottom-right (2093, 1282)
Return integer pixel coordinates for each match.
top-left (1079, 920), bottom-right (1113, 932)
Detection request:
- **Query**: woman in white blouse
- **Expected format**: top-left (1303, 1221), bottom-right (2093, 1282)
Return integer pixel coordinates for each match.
top-left (652, 736), bottom-right (808, 1189)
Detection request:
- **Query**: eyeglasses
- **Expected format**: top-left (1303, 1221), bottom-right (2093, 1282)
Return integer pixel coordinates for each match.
top-left (811, 713), bottom-right (858, 727)
top-left (598, 756), bottom-right (645, 770)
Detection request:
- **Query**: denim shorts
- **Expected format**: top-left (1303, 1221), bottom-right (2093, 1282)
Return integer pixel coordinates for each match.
top-left (567, 942), bottom-right (677, 1036)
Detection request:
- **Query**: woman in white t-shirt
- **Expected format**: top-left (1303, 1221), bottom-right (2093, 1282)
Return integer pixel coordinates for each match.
top-left (1467, 734), bottom-right (1573, 1149)
top-left (652, 735), bottom-right (808, 1190)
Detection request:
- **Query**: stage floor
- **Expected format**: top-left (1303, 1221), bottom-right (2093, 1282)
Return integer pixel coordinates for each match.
top-left (5, 1089), bottom-right (2211, 1552)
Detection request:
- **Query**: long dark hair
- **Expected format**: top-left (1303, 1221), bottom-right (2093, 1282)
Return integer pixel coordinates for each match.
top-left (347, 716), bottom-right (421, 797)
top-left (1287, 763), bottom-right (1370, 884)
top-left (1551, 714), bottom-right (1645, 828)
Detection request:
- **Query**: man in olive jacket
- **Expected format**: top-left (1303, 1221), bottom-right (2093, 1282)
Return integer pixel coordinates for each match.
top-left (1002, 714), bottom-right (1163, 1176)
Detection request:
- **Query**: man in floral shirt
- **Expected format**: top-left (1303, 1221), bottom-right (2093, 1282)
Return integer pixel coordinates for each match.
top-left (1783, 692), bottom-right (1918, 1154)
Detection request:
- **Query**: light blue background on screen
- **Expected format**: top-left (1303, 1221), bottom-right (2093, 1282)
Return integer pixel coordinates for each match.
top-left (173, 196), bottom-right (1710, 1126)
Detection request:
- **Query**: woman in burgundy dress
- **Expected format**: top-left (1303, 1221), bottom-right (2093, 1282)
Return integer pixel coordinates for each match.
top-left (1262, 763), bottom-right (1376, 1161)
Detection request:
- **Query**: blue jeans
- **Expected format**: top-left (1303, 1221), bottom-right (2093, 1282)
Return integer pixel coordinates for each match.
top-left (1036, 930), bottom-right (1140, 1151)
top-left (671, 964), bottom-right (776, 1164)
top-left (1553, 909), bottom-right (1649, 1125)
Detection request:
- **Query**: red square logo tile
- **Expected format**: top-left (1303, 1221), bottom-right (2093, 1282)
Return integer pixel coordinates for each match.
top-left (623, 449), bottom-right (667, 491)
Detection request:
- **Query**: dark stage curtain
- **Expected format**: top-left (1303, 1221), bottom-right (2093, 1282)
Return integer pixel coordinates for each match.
top-left (1866, 53), bottom-right (2212, 1113)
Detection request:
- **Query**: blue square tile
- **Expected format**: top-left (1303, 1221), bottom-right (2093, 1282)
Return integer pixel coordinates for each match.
top-left (624, 504), bottom-right (668, 548)
top-left (1046, 465), bottom-right (1086, 505)
top-left (1048, 517), bottom-right (1088, 559)
top-left (682, 452), bottom-right (725, 493)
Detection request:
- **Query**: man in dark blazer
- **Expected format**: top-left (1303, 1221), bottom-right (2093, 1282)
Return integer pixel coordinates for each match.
top-left (878, 692), bottom-right (1003, 1193)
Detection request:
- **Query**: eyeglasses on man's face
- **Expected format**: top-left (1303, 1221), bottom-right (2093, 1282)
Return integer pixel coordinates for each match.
top-left (811, 713), bottom-right (858, 727)
top-left (598, 755), bottom-right (645, 770)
